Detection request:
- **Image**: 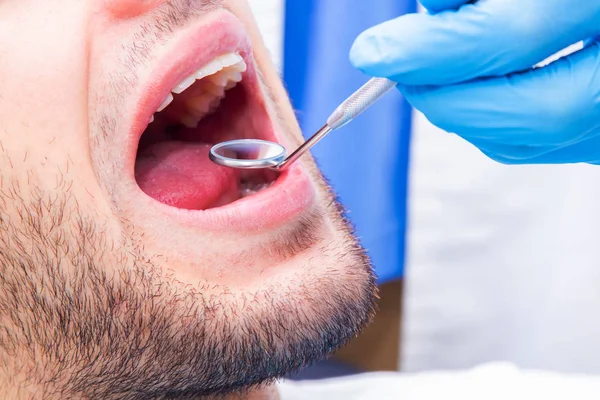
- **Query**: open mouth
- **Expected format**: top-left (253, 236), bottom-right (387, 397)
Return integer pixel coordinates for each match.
top-left (134, 51), bottom-right (279, 211)
top-left (119, 12), bottom-right (316, 232)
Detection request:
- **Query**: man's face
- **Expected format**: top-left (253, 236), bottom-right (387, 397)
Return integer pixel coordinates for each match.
top-left (0, 0), bottom-right (376, 398)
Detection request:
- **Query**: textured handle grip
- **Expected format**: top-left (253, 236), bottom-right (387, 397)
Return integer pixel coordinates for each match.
top-left (326, 77), bottom-right (397, 130)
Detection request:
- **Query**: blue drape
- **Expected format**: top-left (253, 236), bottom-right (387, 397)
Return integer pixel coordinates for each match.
top-left (283, 1), bottom-right (416, 283)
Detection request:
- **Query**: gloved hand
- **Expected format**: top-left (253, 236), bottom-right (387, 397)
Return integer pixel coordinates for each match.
top-left (349, 0), bottom-right (600, 164)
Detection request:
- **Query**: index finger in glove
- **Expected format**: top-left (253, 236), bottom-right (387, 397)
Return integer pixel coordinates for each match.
top-left (350, 0), bottom-right (600, 85)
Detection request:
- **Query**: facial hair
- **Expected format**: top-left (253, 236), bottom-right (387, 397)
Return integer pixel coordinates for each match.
top-left (0, 167), bottom-right (377, 399)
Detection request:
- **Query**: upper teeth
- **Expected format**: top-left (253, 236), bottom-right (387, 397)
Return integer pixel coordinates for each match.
top-left (172, 76), bottom-right (196, 95)
top-left (171, 53), bottom-right (245, 95)
top-left (157, 93), bottom-right (174, 112)
top-left (151, 52), bottom-right (247, 126)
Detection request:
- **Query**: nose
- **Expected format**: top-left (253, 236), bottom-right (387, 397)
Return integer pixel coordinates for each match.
top-left (103, 0), bottom-right (167, 19)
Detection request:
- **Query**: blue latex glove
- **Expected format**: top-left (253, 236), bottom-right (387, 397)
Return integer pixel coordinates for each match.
top-left (349, 0), bottom-right (600, 164)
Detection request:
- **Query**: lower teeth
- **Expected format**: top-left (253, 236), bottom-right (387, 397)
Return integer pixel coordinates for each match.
top-left (240, 181), bottom-right (273, 197)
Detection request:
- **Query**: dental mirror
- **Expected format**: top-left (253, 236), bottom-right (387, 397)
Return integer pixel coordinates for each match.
top-left (209, 77), bottom-right (398, 171)
top-left (209, 139), bottom-right (287, 169)
top-left (209, 124), bottom-right (332, 171)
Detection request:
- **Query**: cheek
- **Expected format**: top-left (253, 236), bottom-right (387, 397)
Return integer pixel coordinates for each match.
top-left (228, 0), bottom-right (268, 53)
top-left (0, 1), bottom-right (99, 196)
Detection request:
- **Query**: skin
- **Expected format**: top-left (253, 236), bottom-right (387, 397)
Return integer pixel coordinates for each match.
top-left (0, 0), bottom-right (377, 399)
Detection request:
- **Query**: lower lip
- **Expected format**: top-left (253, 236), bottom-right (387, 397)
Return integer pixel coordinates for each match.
top-left (137, 161), bottom-right (316, 232)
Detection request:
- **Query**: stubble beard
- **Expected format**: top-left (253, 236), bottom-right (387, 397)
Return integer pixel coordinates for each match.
top-left (0, 166), bottom-right (377, 399)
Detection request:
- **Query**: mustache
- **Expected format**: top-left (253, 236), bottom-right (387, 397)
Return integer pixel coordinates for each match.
top-left (146, 0), bottom-right (223, 37)
top-left (117, 0), bottom-right (224, 76)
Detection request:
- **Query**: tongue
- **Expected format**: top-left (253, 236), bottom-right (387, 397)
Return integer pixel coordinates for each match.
top-left (135, 141), bottom-right (240, 210)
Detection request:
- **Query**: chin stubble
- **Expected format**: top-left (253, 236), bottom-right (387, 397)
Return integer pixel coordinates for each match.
top-left (0, 167), bottom-right (377, 399)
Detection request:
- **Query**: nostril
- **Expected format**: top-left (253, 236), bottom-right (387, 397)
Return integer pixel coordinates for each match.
top-left (104, 0), bottom-right (167, 19)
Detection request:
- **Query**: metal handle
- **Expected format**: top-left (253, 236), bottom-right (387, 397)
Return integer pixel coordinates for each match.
top-left (326, 77), bottom-right (397, 130)
top-left (278, 77), bottom-right (397, 170)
